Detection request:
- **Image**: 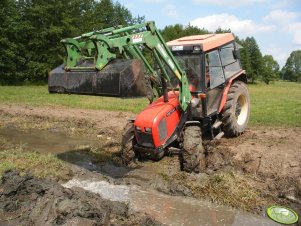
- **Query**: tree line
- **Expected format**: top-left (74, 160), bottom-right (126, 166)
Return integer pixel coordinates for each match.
top-left (0, 0), bottom-right (300, 84)
top-left (0, 0), bottom-right (143, 84)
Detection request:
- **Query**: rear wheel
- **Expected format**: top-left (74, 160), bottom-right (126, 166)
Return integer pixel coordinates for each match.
top-left (221, 81), bottom-right (250, 137)
top-left (120, 122), bottom-right (137, 165)
top-left (181, 126), bottom-right (205, 173)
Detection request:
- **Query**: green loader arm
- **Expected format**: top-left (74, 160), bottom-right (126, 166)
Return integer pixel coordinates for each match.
top-left (61, 21), bottom-right (192, 111)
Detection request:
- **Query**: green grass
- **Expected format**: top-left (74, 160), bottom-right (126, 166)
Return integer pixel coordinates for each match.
top-left (248, 81), bottom-right (301, 127)
top-left (0, 85), bottom-right (148, 113)
top-left (0, 81), bottom-right (300, 127)
top-left (0, 149), bottom-right (71, 180)
top-left (0, 136), bottom-right (71, 180)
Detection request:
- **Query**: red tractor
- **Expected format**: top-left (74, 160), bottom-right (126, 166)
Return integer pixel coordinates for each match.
top-left (121, 33), bottom-right (250, 172)
top-left (49, 22), bottom-right (250, 173)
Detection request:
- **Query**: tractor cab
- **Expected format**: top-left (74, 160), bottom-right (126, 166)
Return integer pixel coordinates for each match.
top-left (167, 33), bottom-right (246, 118)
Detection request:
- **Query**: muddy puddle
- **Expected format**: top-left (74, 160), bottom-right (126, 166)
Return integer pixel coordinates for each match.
top-left (0, 127), bottom-right (282, 226)
top-left (0, 127), bottom-right (98, 154)
top-left (63, 179), bottom-right (279, 226)
top-left (0, 127), bottom-right (104, 170)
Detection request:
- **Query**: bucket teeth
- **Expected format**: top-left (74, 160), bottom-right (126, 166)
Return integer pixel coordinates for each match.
top-left (48, 59), bottom-right (151, 98)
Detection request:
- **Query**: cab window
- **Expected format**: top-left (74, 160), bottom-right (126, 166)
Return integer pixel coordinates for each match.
top-left (171, 54), bottom-right (201, 91)
top-left (206, 50), bottom-right (224, 89)
top-left (220, 43), bottom-right (241, 79)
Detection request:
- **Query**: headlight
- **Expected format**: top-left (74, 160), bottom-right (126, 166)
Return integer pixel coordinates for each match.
top-left (136, 126), bottom-right (141, 131)
top-left (158, 118), bottom-right (167, 141)
top-left (145, 127), bottom-right (152, 133)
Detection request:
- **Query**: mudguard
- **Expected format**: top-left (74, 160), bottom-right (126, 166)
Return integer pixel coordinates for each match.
top-left (218, 70), bottom-right (247, 113)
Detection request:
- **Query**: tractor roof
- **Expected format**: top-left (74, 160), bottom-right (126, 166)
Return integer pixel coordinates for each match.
top-left (167, 33), bottom-right (234, 52)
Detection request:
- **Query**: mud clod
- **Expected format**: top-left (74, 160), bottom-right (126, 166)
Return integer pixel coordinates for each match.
top-left (240, 151), bottom-right (262, 174)
top-left (205, 144), bottom-right (234, 171)
top-left (0, 170), bottom-right (161, 226)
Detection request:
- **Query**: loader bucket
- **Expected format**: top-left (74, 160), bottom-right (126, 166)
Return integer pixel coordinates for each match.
top-left (48, 59), bottom-right (150, 98)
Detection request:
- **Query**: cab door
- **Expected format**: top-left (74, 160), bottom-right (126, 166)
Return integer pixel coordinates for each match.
top-left (205, 50), bottom-right (225, 116)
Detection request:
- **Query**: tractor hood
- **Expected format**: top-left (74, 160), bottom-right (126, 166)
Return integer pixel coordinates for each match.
top-left (134, 92), bottom-right (181, 148)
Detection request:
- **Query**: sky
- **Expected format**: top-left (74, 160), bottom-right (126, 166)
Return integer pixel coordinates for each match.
top-left (117, 0), bottom-right (301, 67)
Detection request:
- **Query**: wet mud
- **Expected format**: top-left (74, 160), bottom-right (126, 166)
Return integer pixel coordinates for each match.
top-left (0, 104), bottom-right (301, 225)
top-left (0, 171), bottom-right (161, 226)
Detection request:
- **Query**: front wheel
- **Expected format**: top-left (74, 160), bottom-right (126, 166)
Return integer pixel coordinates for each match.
top-left (181, 126), bottom-right (205, 173)
top-left (221, 81), bottom-right (250, 137)
top-left (120, 122), bottom-right (137, 165)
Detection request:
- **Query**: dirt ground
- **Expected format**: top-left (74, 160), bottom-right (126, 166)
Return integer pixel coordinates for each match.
top-left (0, 104), bottom-right (300, 224)
top-left (0, 104), bottom-right (133, 136)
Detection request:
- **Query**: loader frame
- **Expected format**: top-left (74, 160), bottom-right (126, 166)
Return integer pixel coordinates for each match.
top-left (60, 21), bottom-right (191, 111)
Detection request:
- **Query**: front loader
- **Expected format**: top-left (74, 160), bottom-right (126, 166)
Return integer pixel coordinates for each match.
top-left (49, 21), bottom-right (250, 173)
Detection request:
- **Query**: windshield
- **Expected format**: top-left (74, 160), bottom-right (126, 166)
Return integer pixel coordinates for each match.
top-left (169, 54), bottom-right (201, 90)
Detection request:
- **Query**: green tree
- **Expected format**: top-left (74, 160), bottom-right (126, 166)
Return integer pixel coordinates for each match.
top-left (86, 0), bottom-right (144, 30)
top-left (215, 27), bottom-right (231, 34)
top-left (161, 24), bottom-right (185, 41)
top-left (15, 0), bottom-right (89, 82)
top-left (235, 37), bottom-right (251, 78)
top-left (161, 24), bottom-right (208, 42)
top-left (282, 50), bottom-right (301, 82)
top-left (0, 0), bottom-right (142, 84)
top-left (182, 24), bottom-right (209, 37)
top-left (0, 0), bottom-right (26, 84)
top-left (261, 55), bottom-right (279, 84)
top-left (241, 37), bottom-right (263, 83)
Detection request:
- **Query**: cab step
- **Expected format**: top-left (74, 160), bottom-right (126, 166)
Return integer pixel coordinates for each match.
top-left (214, 131), bottom-right (224, 140)
top-left (212, 121), bottom-right (222, 129)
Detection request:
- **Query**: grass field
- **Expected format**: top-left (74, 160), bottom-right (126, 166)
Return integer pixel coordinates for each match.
top-left (0, 81), bottom-right (300, 127)
top-left (0, 85), bottom-right (149, 113)
top-left (248, 82), bottom-right (301, 127)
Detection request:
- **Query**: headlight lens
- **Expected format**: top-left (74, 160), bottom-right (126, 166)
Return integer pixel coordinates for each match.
top-left (145, 127), bottom-right (152, 133)
top-left (136, 126), bottom-right (141, 131)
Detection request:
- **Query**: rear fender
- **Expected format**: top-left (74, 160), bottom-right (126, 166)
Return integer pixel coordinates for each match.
top-left (218, 70), bottom-right (247, 113)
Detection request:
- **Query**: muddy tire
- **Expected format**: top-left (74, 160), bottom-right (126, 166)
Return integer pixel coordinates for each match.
top-left (181, 126), bottom-right (205, 173)
top-left (120, 122), bottom-right (137, 165)
top-left (221, 81), bottom-right (250, 137)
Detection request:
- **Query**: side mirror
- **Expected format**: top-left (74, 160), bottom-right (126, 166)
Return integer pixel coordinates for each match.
top-left (232, 49), bottom-right (241, 60)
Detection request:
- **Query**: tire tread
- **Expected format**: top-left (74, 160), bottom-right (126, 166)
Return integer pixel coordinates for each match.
top-left (221, 81), bottom-right (250, 137)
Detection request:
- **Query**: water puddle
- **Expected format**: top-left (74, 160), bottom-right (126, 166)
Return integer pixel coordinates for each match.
top-left (0, 127), bottom-right (97, 154)
top-left (63, 179), bottom-right (279, 226)
top-left (0, 127), bottom-right (102, 170)
top-left (0, 127), bottom-right (131, 176)
top-left (63, 179), bottom-right (130, 202)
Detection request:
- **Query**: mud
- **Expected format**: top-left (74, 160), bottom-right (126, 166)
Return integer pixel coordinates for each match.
top-left (0, 104), bottom-right (134, 137)
top-left (0, 127), bottom-right (98, 154)
top-left (217, 128), bottom-right (301, 179)
top-left (206, 129), bottom-right (301, 213)
top-left (0, 171), bottom-right (161, 226)
top-left (0, 103), bottom-right (301, 225)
